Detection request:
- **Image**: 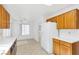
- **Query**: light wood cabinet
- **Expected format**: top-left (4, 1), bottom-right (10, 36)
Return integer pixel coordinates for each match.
top-left (60, 44), bottom-right (72, 55)
top-left (60, 41), bottom-right (72, 55)
top-left (47, 9), bottom-right (79, 29)
top-left (63, 9), bottom-right (76, 29)
top-left (47, 17), bottom-right (57, 22)
top-left (2, 7), bottom-right (7, 28)
top-left (5, 12), bottom-right (10, 28)
top-left (53, 39), bottom-right (60, 55)
top-left (53, 38), bottom-right (79, 55)
top-left (0, 5), bottom-right (10, 28)
top-left (56, 15), bottom-right (64, 29)
top-left (0, 5), bottom-right (2, 28)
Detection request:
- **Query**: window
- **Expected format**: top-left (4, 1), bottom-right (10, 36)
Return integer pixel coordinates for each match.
top-left (22, 24), bottom-right (30, 35)
top-left (3, 29), bottom-right (11, 37)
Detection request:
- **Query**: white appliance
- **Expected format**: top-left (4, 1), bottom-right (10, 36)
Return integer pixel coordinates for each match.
top-left (41, 22), bottom-right (58, 54)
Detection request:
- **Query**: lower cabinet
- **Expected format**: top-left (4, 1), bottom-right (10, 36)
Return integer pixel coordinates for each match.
top-left (53, 39), bottom-right (60, 55)
top-left (60, 44), bottom-right (72, 55)
top-left (10, 40), bottom-right (17, 55)
top-left (53, 38), bottom-right (79, 55)
top-left (6, 39), bottom-right (17, 55)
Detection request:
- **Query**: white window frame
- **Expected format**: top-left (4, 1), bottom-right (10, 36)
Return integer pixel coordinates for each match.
top-left (21, 24), bottom-right (30, 35)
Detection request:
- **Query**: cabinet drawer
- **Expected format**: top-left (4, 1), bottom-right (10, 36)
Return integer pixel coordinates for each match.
top-left (60, 41), bottom-right (72, 47)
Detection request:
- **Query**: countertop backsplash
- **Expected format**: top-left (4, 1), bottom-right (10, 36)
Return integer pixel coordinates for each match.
top-left (59, 29), bottom-right (79, 36)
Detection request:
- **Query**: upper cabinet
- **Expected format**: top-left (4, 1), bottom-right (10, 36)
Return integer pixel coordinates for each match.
top-left (47, 17), bottom-right (57, 22)
top-left (56, 14), bottom-right (64, 29)
top-left (47, 9), bottom-right (79, 29)
top-left (63, 9), bottom-right (76, 29)
top-left (0, 5), bottom-right (10, 29)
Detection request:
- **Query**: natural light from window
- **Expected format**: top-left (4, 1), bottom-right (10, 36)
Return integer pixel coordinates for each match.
top-left (22, 24), bottom-right (30, 35)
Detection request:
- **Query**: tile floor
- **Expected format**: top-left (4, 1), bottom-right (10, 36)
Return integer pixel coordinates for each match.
top-left (16, 39), bottom-right (48, 55)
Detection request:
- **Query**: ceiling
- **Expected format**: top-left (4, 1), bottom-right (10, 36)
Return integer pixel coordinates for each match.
top-left (3, 4), bottom-right (76, 22)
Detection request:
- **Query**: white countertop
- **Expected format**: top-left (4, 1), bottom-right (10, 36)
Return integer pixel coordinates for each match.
top-left (0, 37), bottom-right (16, 55)
top-left (53, 34), bottom-right (79, 43)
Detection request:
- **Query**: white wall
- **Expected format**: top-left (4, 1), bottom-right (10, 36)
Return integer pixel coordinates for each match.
top-left (10, 17), bottom-right (20, 38)
top-left (18, 19), bottom-right (34, 40)
top-left (31, 16), bottom-right (46, 42)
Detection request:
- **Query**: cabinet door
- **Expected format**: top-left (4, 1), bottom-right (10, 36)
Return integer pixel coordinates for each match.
top-left (53, 39), bottom-right (60, 55)
top-left (57, 15), bottom-right (64, 29)
top-left (60, 41), bottom-right (72, 55)
top-left (54, 16), bottom-right (57, 22)
top-left (0, 5), bottom-right (2, 28)
top-left (60, 45), bottom-right (72, 55)
top-left (2, 7), bottom-right (7, 28)
top-left (52, 17), bottom-right (57, 22)
top-left (6, 12), bottom-right (10, 28)
top-left (0, 5), bottom-right (10, 28)
top-left (76, 10), bottom-right (79, 28)
top-left (64, 9), bottom-right (76, 29)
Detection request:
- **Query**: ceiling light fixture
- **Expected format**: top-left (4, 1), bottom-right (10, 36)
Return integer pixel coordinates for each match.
top-left (44, 4), bottom-right (53, 6)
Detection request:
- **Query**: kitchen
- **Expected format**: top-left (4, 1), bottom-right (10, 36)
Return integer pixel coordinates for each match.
top-left (0, 4), bottom-right (79, 55)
